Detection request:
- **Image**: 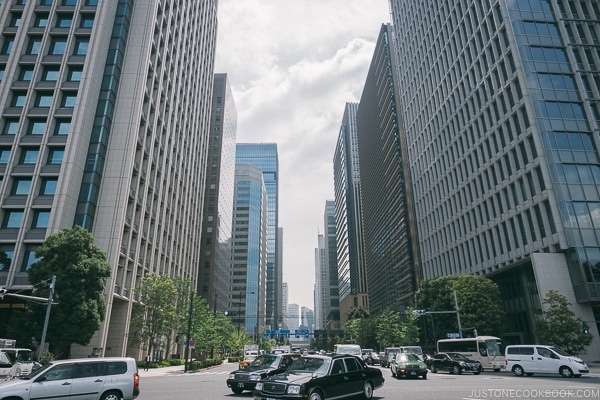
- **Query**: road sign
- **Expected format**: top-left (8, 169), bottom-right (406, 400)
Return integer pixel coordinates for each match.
top-left (446, 332), bottom-right (460, 338)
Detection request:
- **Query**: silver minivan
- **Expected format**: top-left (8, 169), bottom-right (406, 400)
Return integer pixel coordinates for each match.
top-left (0, 357), bottom-right (140, 400)
top-left (505, 345), bottom-right (589, 378)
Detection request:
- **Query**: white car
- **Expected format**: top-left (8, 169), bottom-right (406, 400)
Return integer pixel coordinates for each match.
top-left (505, 345), bottom-right (589, 378)
top-left (0, 357), bottom-right (140, 400)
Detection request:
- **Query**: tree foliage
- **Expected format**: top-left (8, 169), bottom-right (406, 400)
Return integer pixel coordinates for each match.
top-left (25, 226), bottom-right (112, 358)
top-left (536, 290), bottom-right (593, 355)
top-left (414, 275), bottom-right (505, 341)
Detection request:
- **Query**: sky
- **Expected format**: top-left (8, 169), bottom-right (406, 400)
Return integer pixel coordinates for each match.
top-left (214, 1), bottom-right (391, 311)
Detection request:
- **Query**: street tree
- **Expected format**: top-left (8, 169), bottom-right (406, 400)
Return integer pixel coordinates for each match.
top-left (414, 275), bottom-right (505, 341)
top-left (376, 308), bottom-right (403, 348)
top-left (25, 226), bottom-right (112, 358)
top-left (536, 290), bottom-right (593, 355)
top-left (130, 273), bottom-right (178, 357)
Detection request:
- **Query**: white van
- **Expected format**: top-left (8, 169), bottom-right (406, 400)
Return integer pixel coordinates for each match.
top-left (398, 346), bottom-right (424, 361)
top-left (505, 345), bottom-right (589, 378)
top-left (333, 344), bottom-right (362, 356)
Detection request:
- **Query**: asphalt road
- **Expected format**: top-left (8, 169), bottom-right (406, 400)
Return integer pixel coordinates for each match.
top-left (138, 362), bottom-right (600, 400)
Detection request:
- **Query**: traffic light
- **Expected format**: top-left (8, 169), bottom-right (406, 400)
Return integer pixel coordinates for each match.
top-left (582, 324), bottom-right (589, 334)
top-left (223, 311), bottom-right (228, 316)
top-left (412, 309), bottom-right (426, 315)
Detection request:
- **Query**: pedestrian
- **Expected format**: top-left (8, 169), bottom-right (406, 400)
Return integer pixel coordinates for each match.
top-left (144, 354), bottom-right (151, 371)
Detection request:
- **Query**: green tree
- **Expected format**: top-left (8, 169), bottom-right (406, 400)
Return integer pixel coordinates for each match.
top-left (376, 308), bottom-right (403, 348)
top-left (25, 226), bottom-right (111, 358)
top-left (536, 290), bottom-right (593, 355)
top-left (415, 275), bottom-right (505, 342)
top-left (130, 274), bottom-right (178, 356)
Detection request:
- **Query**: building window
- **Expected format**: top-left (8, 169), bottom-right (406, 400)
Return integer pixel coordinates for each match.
top-left (35, 92), bottom-right (54, 107)
top-left (0, 249), bottom-right (13, 272)
top-left (2, 210), bottom-right (23, 228)
top-left (54, 119), bottom-right (70, 136)
top-left (1, 37), bottom-right (15, 55)
top-left (20, 148), bottom-right (39, 164)
top-left (73, 39), bottom-right (88, 55)
top-left (85, 0), bottom-right (99, 5)
top-left (48, 39), bottom-right (67, 55)
top-left (18, 65), bottom-right (35, 81)
top-left (61, 93), bottom-right (77, 107)
top-left (3, 119), bottom-right (19, 135)
top-left (80, 15), bottom-right (94, 28)
top-left (0, 65), bottom-right (5, 80)
top-left (32, 210), bottom-right (50, 228)
top-left (41, 66), bottom-right (60, 81)
top-left (9, 14), bottom-right (22, 28)
top-left (62, 0), bottom-right (77, 5)
top-left (66, 66), bottom-right (82, 81)
top-left (11, 92), bottom-right (27, 107)
top-left (12, 178), bottom-right (32, 195)
top-left (40, 0), bottom-right (53, 5)
top-left (47, 148), bottom-right (63, 164)
top-left (26, 38), bottom-right (42, 55)
top-left (34, 13), bottom-right (49, 28)
top-left (40, 178), bottom-right (57, 195)
top-left (0, 148), bottom-right (11, 164)
top-left (21, 250), bottom-right (39, 271)
top-left (55, 15), bottom-right (72, 28)
top-left (27, 119), bottom-right (47, 135)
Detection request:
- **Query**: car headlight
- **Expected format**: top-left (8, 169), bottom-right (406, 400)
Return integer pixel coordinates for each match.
top-left (256, 382), bottom-right (263, 391)
top-left (250, 374), bottom-right (261, 381)
top-left (229, 373), bottom-right (235, 379)
top-left (420, 365), bottom-right (427, 370)
top-left (287, 385), bottom-right (301, 394)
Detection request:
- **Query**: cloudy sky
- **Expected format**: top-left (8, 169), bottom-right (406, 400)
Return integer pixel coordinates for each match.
top-left (214, 1), bottom-right (391, 310)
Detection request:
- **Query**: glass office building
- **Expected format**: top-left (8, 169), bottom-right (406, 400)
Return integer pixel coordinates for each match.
top-left (390, 0), bottom-right (600, 355)
top-left (333, 102), bottom-right (369, 324)
top-left (0, 0), bottom-right (217, 357)
top-left (235, 143), bottom-right (280, 328)
top-left (231, 163), bottom-right (268, 335)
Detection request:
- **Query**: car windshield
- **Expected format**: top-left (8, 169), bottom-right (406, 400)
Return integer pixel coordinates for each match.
top-left (549, 347), bottom-right (569, 356)
top-left (0, 352), bottom-right (10, 364)
top-left (249, 354), bottom-right (278, 368)
top-left (403, 347), bottom-right (423, 355)
top-left (398, 354), bottom-right (419, 362)
top-left (287, 357), bottom-right (330, 375)
top-left (448, 353), bottom-right (469, 361)
top-left (5, 350), bottom-right (33, 363)
top-left (336, 345), bottom-right (361, 355)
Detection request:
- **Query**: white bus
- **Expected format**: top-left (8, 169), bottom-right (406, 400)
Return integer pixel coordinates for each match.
top-left (436, 336), bottom-right (506, 371)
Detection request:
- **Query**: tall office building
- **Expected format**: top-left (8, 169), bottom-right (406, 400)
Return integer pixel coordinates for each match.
top-left (314, 233), bottom-right (327, 329)
top-left (324, 200), bottom-right (340, 329)
top-left (356, 24), bottom-right (420, 314)
top-left (230, 163), bottom-right (268, 335)
top-left (235, 143), bottom-right (280, 328)
top-left (198, 73), bottom-right (237, 312)
top-left (0, 0), bottom-right (217, 357)
top-left (391, 0), bottom-right (600, 354)
top-left (333, 102), bottom-right (369, 324)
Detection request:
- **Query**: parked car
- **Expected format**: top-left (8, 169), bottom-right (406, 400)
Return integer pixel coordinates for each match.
top-left (428, 352), bottom-right (482, 374)
top-left (253, 354), bottom-right (384, 400)
top-left (361, 349), bottom-right (380, 365)
top-left (0, 357), bottom-right (140, 400)
top-left (227, 353), bottom-right (299, 394)
top-left (381, 347), bottom-right (400, 368)
top-left (334, 343), bottom-right (362, 357)
top-left (505, 345), bottom-right (589, 378)
top-left (390, 353), bottom-right (428, 379)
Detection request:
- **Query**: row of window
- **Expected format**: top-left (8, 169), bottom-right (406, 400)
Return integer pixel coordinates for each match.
top-left (1, 175), bottom-right (56, 195)
top-left (10, 11), bottom-right (94, 29)
top-left (3, 117), bottom-right (70, 135)
top-left (0, 248), bottom-right (38, 272)
top-left (8, 89), bottom-right (77, 107)
top-left (2, 208), bottom-right (49, 228)
top-left (0, 146), bottom-right (64, 164)
top-left (3, 0), bottom-right (98, 6)
top-left (1, 35), bottom-right (88, 56)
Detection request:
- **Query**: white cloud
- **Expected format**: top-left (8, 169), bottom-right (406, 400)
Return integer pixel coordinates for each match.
top-left (216, 0), bottom-right (390, 310)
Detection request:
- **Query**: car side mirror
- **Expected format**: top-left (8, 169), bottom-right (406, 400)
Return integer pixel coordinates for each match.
top-left (35, 376), bottom-right (47, 383)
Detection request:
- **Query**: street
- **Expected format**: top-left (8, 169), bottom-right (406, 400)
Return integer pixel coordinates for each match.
top-left (138, 362), bottom-right (600, 400)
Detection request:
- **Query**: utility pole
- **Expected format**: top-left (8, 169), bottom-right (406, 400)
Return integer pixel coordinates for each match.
top-left (184, 290), bottom-right (194, 373)
top-left (453, 290), bottom-right (463, 338)
top-left (38, 275), bottom-right (56, 362)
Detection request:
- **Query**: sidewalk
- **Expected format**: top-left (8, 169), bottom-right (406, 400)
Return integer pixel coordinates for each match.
top-left (138, 360), bottom-right (230, 377)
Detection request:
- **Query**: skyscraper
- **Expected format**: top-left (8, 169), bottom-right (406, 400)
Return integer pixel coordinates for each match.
top-left (236, 143), bottom-right (281, 329)
top-left (356, 24), bottom-right (420, 314)
top-left (390, 0), bottom-right (600, 354)
top-left (230, 163), bottom-right (268, 335)
top-left (0, 0), bottom-right (218, 357)
top-left (198, 73), bottom-right (237, 313)
top-left (324, 200), bottom-right (340, 329)
top-left (333, 102), bottom-right (369, 324)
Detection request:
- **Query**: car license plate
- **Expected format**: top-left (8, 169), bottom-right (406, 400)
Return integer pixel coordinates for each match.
top-left (267, 398), bottom-right (276, 400)
top-left (237, 383), bottom-right (244, 388)
top-left (410, 371), bottom-right (416, 375)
